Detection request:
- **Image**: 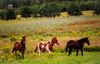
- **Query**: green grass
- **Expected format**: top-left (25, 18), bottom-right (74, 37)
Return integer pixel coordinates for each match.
top-left (0, 16), bottom-right (100, 64)
top-left (0, 52), bottom-right (100, 64)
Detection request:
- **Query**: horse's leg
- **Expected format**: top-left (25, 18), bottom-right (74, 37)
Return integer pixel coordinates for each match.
top-left (68, 48), bottom-right (72, 56)
top-left (81, 48), bottom-right (83, 56)
top-left (21, 49), bottom-right (25, 59)
top-left (76, 49), bottom-right (79, 56)
top-left (21, 51), bottom-right (24, 59)
top-left (65, 46), bottom-right (68, 53)
top-left (47, 49), bottom-right (51, 53)
top-left (12, 48), bottom-right (15, 53)
top-left (46, 47), bottom-right (51, 53)
top-left (37, 46), bottom-right (41, 55)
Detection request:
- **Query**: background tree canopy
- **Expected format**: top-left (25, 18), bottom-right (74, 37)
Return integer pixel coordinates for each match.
top-left (0, 0), bottom-right (100, 20)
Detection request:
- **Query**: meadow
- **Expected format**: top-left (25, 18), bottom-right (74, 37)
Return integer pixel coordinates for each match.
top-left (0, 52), bottom-right (100, 64)
top-left (0, 16), bottom-right (100, 64)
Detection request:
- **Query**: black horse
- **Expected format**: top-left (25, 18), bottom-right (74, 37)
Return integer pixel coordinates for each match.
top-left (65, 37), bottom-right (90, 56)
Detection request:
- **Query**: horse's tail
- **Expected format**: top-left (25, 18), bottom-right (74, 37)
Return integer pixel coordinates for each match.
top-left (34, 46), bottom-right (38, 52)
top-left (12, 48), bottom-right (15, 53)
top-left (65, 43), bottom-right (69, 52)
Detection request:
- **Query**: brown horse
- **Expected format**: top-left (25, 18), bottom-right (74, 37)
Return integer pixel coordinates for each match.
top-left (34, 37), bottom-right (59, 54)
top-left (65, 37), bottom-right (90, 56)
top-left (12, 36), bottom-right (26, 59)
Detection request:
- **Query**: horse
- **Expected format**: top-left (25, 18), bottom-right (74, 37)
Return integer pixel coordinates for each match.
top-left (34, 37), bottom-right (59, 54)
top-left (12, 36), bottom-right (26, 59)
top-left (65, 37), bottom-right (90, 56)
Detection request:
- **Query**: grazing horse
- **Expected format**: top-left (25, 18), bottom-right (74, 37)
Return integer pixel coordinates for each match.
top-left (34, 37), bottom-right (59, 54)
top-left (65, 37), bottom-right (90, 56)
top-left (12, 36), bottom-right (26, 59)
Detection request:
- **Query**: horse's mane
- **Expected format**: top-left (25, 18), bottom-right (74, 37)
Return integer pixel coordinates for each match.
top-left (78, 37), bottom-right (88, 42)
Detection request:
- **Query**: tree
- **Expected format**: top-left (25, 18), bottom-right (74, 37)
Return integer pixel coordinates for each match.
top-left (20, 6), bottom-right (32, 18)
top-left (0, 9), bottom-right (16, 20)
top-left (0, 10), bottom-right (4, 19)
top-left (67, 3), bottom-right (81, 16)
top-left (4, 9), bottom-right (16, 20)
top-left (94, 0), bottom-right (100, 15)
top-left (39, 2), bottom-right (61, 17)
top-left (31, 4), bottom-right (40, 17)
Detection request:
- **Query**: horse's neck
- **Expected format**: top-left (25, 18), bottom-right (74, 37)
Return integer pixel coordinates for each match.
top-left (21, 39), bottom-right (26, 45)
top-left (78, 40), bottom-right (85, 46)
top-left (49, 41), bottom-right (54, 49)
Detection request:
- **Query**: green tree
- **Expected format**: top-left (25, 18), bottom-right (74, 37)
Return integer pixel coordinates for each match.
top-left (31, 4), bottom-right (40, 17)
top-left (0, 9), bottom-right (16, 20)
top-left (20, 6), bottom-right (32, 18)
top-left (67, 3), bottom-right (81, 16)
top-left (0, 10), bottom-right (4, 19)
top-left (94, 0), bottom-right (100, 15)
top-left (39, 2), bottom-right (61, 17)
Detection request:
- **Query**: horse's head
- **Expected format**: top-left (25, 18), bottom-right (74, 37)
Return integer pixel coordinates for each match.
top-left (84, 37), bottom-right (90, 45)
top-left (22, 36), bottom-right (26, 39)
top-left (21, 36), bottom-right (26, 43)
top-left (52, 37), bottom-right (59, 46)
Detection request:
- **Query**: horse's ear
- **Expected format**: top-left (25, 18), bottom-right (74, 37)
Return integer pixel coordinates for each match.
top-left (22, 35), bottom-right (26, 38)
top-left (85, 37), bottom-right (88, 39)
top-left (53, 37), bottom-right (57, 40)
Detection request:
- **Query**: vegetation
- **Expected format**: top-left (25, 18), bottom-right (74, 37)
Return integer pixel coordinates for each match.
top-left (0, 16), bottom-right (100, 64)
top-left (0, 0), bottom-right (99, 63)
top-left (0, 0), bottom-right (100, 20)
top-left (67, 3), bottom-right (81, 16)
top-left (0, 52), bottom-right (100, 64)
top-left (20, 6), bottom-right (32, 18)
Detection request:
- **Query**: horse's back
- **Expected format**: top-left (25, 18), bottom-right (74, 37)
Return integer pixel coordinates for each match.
top-left (67, 40), bottom-right (75, 45)
top-left (67, 39), bottom-right (83, 49)
top-left (13, 42), bottom-right (21, 49)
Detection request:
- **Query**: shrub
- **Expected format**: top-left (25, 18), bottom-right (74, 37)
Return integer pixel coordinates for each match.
top-left (0, 10), bottom-right (4, 19)
top-left (0, 9), bottom-right (16, 20)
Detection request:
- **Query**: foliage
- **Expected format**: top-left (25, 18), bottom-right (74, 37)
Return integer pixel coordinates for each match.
top-left (31, 4), bottom-right (40, 17)
top-left (0, 9), bottom-right (16, 20)
top-left (0, 10), bottom-right (4, 19)
top-left (79, 1), bottom-right (94, 11)
top-left (67, 3), bottom-right (81, 16)
top-left (20, 6), bottom-right (32, 18)
top-left (39, 2), bottom-right (61, 17)
top-left (94, 1), bottom-right (100, 15)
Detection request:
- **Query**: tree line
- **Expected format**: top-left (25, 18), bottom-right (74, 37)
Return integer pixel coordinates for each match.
top-left (0, 0), bottom-right (100, 20)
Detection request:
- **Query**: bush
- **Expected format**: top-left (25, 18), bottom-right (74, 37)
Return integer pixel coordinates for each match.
top-left (0, 10), bottom-right (4, 19)
top-left (0, 9), bottom-right (16, 20)
top-left (80, 1), bottom-right (94, 11)
top-left (20, 6), bottom-right (32, 18)
top-left (67, 3), bottom-right (81, 16)
top-left (84, 46), bottom-right (100, 52)
top-left (39, 2), bottom-right (61, 17)
top-left (95, 8), bottom-right (100, 15)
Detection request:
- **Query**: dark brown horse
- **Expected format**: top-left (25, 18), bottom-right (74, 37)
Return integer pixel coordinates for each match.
top-left (34, 37), bottom-right (59, 54)
top-left (12, 36), bottom-right (26, 59)
top-left (65, 37), bottom-right (90, 56)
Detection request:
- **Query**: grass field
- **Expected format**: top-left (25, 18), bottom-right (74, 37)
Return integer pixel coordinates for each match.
top-left (0, 52), bottom-right (100, 64)
top-left (0, 16), bottom-right (100, 64)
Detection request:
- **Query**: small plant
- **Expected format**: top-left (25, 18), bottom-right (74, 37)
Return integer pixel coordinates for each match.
top-left (14, 52), bottom-right (21, 59)
top-left (2, 48), bottom-right (10, 54)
